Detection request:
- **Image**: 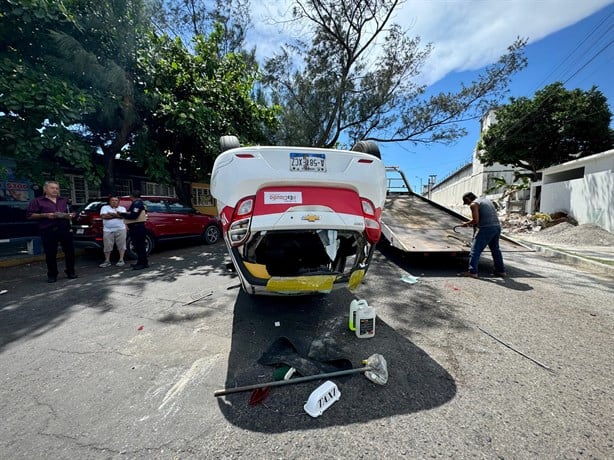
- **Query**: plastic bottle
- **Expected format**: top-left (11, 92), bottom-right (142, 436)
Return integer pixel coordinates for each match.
top-left (349, 299), bottom-right (368, 331)
top-left (355, 303), bottom-right (376, 338)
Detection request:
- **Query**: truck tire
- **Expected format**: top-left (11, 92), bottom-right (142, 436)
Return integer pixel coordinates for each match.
top-left (220, 135), bottom-right (240, 152)
top-left (351, 140), bottom-right (381, 159)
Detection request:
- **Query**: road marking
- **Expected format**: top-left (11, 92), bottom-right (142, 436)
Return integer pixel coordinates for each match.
top-left (158, 356), bottom-right (218, 411)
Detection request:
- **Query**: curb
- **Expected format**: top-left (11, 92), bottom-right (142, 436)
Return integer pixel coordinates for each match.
top-left (0, 250), bottom-right (86, 269)
top-left (517, 239), bottom-right (614, 278)
top-left (0, 254), bottom-right (47, 268)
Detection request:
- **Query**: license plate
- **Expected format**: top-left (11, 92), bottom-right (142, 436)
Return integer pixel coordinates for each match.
top-left (76, 229), bottom-right (84, 234)
top-left (290, 153), bottom-right (326, 172)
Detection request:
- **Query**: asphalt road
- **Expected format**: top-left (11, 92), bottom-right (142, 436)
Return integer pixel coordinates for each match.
top-left (0, 241), bottom-right (612, 459)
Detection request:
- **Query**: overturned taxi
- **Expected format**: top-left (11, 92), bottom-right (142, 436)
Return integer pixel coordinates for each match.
top-left (210, 136), bottom-right (387, 295)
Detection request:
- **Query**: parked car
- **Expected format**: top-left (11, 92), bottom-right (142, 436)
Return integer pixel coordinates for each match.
top-left (211, 136), bottom-right (387, 296)
top-left (71, 196), bottom-right (221, 258)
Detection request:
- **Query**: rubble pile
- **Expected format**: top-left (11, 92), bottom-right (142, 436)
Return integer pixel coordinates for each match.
top-left (500, 212), bottom-right (614, 247)
top-left (498, 213), bottom-right (571, 235)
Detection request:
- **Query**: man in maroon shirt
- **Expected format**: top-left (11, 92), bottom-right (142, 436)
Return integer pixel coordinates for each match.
top-left (26, 181), bottom-right (77, 283)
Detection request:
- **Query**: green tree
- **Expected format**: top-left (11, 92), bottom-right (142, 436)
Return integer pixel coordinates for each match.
top-left (263, 0), bottom-right (527, 148)
top-left (132, 26), bottom-right (278, 203)
top-left (0, 0), bottom-right (152, 193)
top-left (0, 0), bottom-right (98, 185)
top-left (150, 0), bottom-right (251, 55)
top-left (478, 82), bottom-right (614, 178)
top-left (48, 0), bottom-right (152, 194)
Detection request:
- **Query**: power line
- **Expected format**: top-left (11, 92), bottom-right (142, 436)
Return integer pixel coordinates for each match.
top-left (534, 10), bottom-right (614, 91)
top-left (563, 38), bottom-right (614, 85)
top-left (481, 9), bottom-right (614, 160)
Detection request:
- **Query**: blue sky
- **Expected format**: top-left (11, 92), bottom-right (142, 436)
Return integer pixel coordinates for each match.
top-left (249, 1), bottom-right (614, 192)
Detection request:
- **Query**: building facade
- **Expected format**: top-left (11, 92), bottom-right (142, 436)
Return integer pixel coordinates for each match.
top-left (428, 109), bottom-right (526, 216)
top-left (532, 149), bottom-right (614, 232)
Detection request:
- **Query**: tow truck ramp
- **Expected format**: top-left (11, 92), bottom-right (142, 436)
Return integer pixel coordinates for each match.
top-left (381, 166), bottom-right (532, 254)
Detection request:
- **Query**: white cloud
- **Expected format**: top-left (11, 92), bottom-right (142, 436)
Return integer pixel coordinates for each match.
top-left (248, 0), bottom-right (611, 85)
top-left (400, 0), bottom-right (612, 84)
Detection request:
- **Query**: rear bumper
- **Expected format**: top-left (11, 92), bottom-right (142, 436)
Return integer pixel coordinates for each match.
top-left (227, 245), bottom-right (372, 296)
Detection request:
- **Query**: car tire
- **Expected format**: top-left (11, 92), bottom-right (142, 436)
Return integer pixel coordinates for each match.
top-left (220, 135), bottom-right (240, 152)
top-left (351, 140), bottom-right (381, 159)
top-left (125, 233), bottom-right (154, 259)
top-left (202, 224), bottom-right (221, 244)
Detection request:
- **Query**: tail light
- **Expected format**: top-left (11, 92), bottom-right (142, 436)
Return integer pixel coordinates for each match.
top-left (361, 198), bottom-right (381, 244)
top-left (228, 196), bottom-right (255, 246)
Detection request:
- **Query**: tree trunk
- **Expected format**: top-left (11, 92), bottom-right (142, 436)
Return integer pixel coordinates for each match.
top-left (173, 171), bottom-right (191, 205)
top-left (100, 95), bottom-right (137, 196)
top-left (100, 149), bottom-right (115, 196)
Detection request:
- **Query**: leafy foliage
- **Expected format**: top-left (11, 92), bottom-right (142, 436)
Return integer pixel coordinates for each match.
top-left (132, 25), bottom-right (278, 202)
top-left (0, 0), bottom-right (151, 191)
top-left (0, 57), bottom-right (97, 183)
top-left (0, 0), bottom-right (99, 186)
top-left (485, 175), bottom-right (531, 209)
top-left (149, 0), bottom-right (251, 55)
top-left (47, 0), bottom-right (151, 194)
top-left (478, 82), bottom-right (614, 177)
top-left (1, 0), bottom-right (271, 201)
top-left (263, 0), bottom-right (527, 148)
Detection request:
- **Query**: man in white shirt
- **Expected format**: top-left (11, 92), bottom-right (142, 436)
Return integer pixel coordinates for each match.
top-left (99, 196), bottom-right (127, 267)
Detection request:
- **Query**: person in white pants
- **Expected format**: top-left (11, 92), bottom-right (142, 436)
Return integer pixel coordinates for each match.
top-left (99, 196), bottom-right (127, 267)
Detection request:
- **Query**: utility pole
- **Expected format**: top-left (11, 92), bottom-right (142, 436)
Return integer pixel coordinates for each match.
top-left (415, 176), bottom-right (423, 194)
top-left (427, 175), bottom-right (437, 200)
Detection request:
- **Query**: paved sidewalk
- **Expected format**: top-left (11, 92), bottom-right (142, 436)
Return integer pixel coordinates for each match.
top-left (514, 238), bottom-right (614, 278)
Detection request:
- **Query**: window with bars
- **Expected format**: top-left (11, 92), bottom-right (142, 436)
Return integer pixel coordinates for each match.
top-left (87, 186), bottom-right (100, 201)
top-left (65, 175), bottom-right (98, 206)
top-left (144, 182), bottom-right (175, 197)
top-left (114, 178), bottom-right (132, 196)
top-left (192, 186), bottom-right (213, 206)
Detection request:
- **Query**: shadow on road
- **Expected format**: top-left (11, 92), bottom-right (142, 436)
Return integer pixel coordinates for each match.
top-left (217, 288), bottom-right (457, 431)
top-left (0, 241), bottom-right (229, 352)
top-left (377, 242), bottom-right (539, 290)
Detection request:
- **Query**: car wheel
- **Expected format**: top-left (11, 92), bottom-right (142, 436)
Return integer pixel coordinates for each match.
top-left (202, 224), bottom-right (221, 244)
top-left (351, 140), bottom-right (381, 159)
top-left (220, 135), bottom-right (240, 152)
top-left (125, 233), bottom-right (154, 259)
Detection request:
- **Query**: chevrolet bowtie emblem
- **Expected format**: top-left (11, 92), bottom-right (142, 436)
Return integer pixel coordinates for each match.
top-left (302, 214), bottom-right (320, 222)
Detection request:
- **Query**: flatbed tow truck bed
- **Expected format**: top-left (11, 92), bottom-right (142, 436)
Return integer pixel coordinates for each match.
top-left (381, 167), bottom-right (532, 254)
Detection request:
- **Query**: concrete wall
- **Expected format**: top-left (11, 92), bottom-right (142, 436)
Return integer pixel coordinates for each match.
top-left (539, 150), bottom-right (614, 232)
top-left (429, 108), bottom-right (528, 216)
top-left (430, 153), bottom-right (522, 217)
top-left (430, 172), bottom-right (484, 216)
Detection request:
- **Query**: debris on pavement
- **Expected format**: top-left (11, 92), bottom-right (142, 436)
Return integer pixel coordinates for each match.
top-left (183, 290), bottom-right (213, 305)
top-left (248, 387), bottom-right (271, 406)
top-left (400, 274), bottom-right (419, 284)
top-left (303, 380), bottom-right (340, 418)
top-left (477, 325), bottom-right (556, 373)
top-left (214, 353), bottom-right (388, 398)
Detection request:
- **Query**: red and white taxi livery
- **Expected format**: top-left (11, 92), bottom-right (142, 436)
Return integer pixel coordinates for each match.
top-left (211, 138), bottom-right (387, 295)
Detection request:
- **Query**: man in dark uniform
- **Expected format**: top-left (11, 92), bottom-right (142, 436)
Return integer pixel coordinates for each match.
top-left (122, 190), bottom-right (149, 270)
top-left (26, 180), bottom-right (77, 283)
